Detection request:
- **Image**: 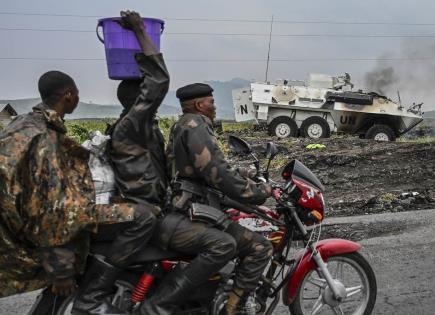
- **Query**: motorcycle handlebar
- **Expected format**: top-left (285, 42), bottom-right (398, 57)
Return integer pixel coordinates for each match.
top-left (221, 196), bottom-right (285, 227)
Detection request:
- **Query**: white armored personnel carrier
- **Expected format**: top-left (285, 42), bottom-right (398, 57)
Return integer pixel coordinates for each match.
top-left (232, 73), bottom-right (423, 141)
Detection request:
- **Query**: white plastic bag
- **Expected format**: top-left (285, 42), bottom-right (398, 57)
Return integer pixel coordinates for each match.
top-left (82, 130), bottom-right (116, 204)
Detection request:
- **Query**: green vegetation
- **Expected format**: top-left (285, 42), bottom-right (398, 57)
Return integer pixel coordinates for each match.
top-left (66, 117), bottom-right (178, 143)
top-left (158, 117), bottom-right (177, 141)
top-left (397, 136), bottom-right (435, 144)
top-left (65, 117), bottom-right (241, 160)
top-left (222, 121), bottom-right (253, 133)
top-left (66, 119), bottom-right (115, 143)
top-left (379, 193), bottom-right (397, 204)
top-left (270, 156), bottom-right (289, 169)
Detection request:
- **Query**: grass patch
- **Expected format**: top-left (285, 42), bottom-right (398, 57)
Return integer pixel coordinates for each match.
top-left (222, 121), bottom-right (253, 133)
top-left (270, 156), bottom-right (289, 169)
top-left (397, 136), bottom-right (435, 144)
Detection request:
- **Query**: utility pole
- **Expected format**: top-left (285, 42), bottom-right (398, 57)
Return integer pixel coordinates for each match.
top-left (265, 15), bottom-right (274, 82)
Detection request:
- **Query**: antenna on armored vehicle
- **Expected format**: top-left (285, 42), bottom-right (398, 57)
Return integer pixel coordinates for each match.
top-left (397, 90), bottom-right (403, 110)
top-left (265, 15), bottom-right (274, 82)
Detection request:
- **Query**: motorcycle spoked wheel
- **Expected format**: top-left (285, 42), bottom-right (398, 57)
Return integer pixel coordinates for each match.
top-left (289, 252), bottom-right (377, 315)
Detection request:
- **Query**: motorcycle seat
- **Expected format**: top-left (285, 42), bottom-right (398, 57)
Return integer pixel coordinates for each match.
top-left (90, 241), bottom-right (187, 262)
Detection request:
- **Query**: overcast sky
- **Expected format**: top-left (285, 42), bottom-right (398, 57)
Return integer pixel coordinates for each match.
top-left (1, 0), bottom-right (435, 110)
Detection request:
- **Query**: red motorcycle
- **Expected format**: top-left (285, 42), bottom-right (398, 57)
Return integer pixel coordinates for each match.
top-left (29, 135), bottom-right (376, 315)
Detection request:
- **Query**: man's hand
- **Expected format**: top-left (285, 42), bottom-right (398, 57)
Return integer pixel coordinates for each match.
top-left (119, 10), bottom-right (158, 56)
top-left (119, 10), bottom-right (145, 33)
top-left (52, 277), bottom-right (76, 296)
top-left (272, 188), bottom-right (282, 200)
top-left (262, 183), bottom-right (282, 200)
top-left (263, 183), bottom-right (272, 196)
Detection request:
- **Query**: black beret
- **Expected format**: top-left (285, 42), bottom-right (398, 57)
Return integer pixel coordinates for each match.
top-left (176, 83), bottom-right (214, 102)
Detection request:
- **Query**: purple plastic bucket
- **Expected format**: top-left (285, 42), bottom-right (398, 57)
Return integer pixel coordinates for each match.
top-left (97, 17), bottom-right (165, 80)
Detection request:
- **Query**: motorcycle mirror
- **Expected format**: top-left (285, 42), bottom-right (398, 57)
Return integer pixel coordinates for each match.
top-left (263, 142), bottom-right (279, 179)
top-left (228, 135), bottom-right (252, 155)
top-left (265, 142), bottom-right (279, 159)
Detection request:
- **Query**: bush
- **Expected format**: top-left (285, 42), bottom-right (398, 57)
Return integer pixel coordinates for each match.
top-left (158, 117), bottom-right (177, 142)
top-left (66, 119), bottom-right (114, 143)
top-left (66, 118), bottom-right (177, 143)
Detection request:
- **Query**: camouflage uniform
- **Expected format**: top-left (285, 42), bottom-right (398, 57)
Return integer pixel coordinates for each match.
top-left (164, 113), bottom-right (273, 291)
top-left (0, 104), bottom-right (137, 298)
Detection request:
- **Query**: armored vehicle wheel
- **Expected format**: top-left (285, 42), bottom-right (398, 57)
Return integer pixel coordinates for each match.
top-left (300, 117), bottom-right (331, 139)
top-left (268, 116), bottom-right (298, 138)
top-left (365, 124), bottom-right (396, 141)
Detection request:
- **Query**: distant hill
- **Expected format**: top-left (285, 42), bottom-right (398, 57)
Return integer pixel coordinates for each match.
top-left (1, 78), bottom-right (250, 120)
top-left (205, 78), bottom-right (250, 119)
top-left (162, 78), bottom-right (250, 120)
top-left (0, 98), bottom-right (180, 119)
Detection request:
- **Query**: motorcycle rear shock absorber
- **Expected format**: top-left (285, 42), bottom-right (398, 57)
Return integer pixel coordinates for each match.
top-left (131, 263), bottom-right (159, 303)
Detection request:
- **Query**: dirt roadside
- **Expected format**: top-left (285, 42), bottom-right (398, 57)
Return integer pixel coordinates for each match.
top-left (224, 132), bottom-right (435, 217)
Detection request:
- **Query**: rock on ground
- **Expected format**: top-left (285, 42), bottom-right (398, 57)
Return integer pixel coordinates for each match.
top-left (225, 133), bottom-right (435, 216)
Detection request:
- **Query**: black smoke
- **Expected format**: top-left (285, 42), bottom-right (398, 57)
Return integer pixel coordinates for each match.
top-left (363, 40), bottom-right (435, 111)
top-left (364, 66), bottom-right (399, 95)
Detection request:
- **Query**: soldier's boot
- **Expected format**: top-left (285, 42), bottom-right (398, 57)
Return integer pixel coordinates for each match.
top-left (220, 288), bottom-right (252, 315)
top-left (133, 271), bottom-right (196, 315)
top-left (72, 256), bottom-right (128, 315)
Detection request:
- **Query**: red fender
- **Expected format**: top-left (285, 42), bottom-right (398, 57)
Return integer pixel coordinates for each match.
top-left (282, 238), bottom-right (361, 305)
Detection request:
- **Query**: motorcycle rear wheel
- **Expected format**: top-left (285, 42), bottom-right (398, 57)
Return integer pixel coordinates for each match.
top-left (288, 252), bottom-right (376, 315)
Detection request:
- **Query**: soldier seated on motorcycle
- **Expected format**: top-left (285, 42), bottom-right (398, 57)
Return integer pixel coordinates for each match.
top-left (73, 10), bottom-right (172, 315)
top-left (134, 83), bottom-right (274, 315)
top-left (0, 68), bottom-right (155, 315)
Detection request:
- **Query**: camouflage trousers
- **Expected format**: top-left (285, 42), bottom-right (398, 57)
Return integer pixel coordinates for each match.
top-left (157, 213), bottom-right (273, 290)
top-left (93, 203), bottom-right (157, 268)
top-left (0, 203), bottom-right (157, 298)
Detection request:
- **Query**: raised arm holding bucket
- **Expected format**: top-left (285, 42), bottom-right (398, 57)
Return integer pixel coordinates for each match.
top-left (97, 11), bottom-right (164, 79)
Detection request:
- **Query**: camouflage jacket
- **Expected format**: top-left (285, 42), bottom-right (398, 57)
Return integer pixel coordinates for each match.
top-left (0, 104), bottom-right (134, 297)
top-left (107, 53), bottom-right (170, 207)
top-left (167, 113), bottom-right (269, 205)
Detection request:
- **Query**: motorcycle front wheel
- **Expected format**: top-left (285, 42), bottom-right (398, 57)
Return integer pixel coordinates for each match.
top-left (289, 252), bottom-right (377, 315)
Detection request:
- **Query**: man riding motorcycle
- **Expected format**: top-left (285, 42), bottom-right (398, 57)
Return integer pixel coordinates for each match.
top-left (0, 70), bottom-right (149, 315)
top-left (73, 10), bottom-right (171, 315)
top-left (134, 83), bottom-right (274, 315)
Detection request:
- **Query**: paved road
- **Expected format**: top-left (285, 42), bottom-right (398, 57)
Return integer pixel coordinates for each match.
top-left (274, 209), bottom-right (435, 315)
top-left (1, 209), bottom-right (434, 315)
